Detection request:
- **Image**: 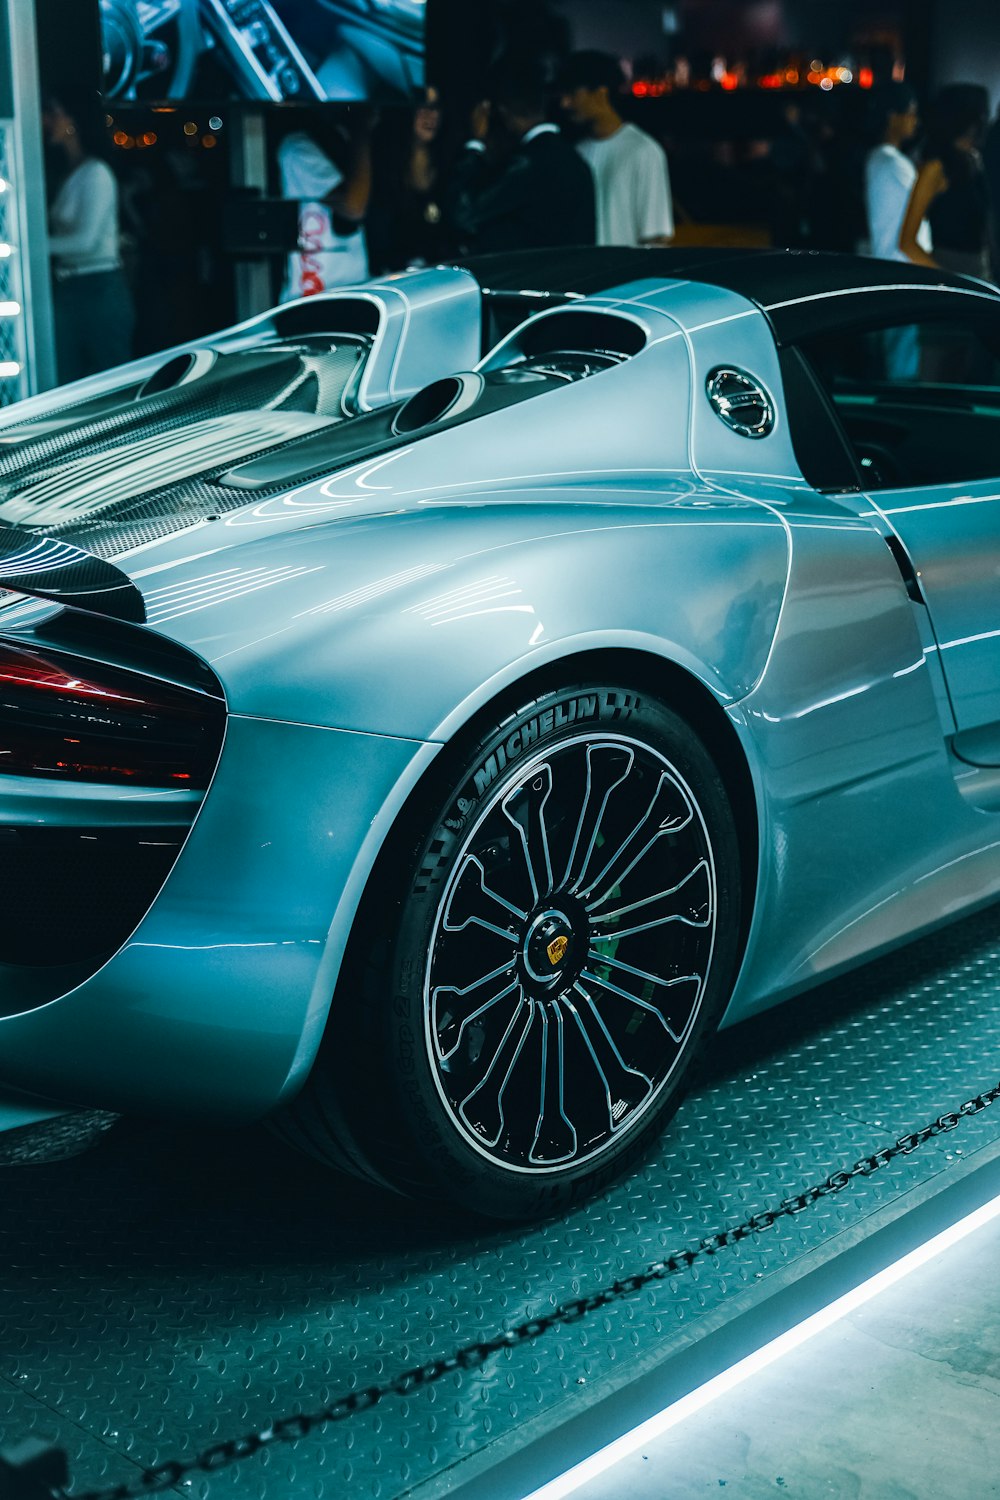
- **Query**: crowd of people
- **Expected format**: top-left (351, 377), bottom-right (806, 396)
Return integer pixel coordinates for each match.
top-left (274, 63), bottom-right (1000, 307)
top-left (40, 57), bottom-right (1000, 384)
top-left (276, 50), bottom-right (675, 303)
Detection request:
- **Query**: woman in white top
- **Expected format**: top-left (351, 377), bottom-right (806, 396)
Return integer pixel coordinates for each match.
top-left (43, 95), bottom-right (134, 385)
top-left (864, 84), bottom-right (929, 263)
top-left (864, 85), bottom-right (931, 380)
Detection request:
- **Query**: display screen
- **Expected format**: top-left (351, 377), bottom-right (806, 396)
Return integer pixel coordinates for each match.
top-left (99, 0), bottom-right (425, 104)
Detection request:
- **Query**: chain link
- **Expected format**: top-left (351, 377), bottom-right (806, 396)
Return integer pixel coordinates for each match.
top-left (66, 1081), bottom-right (1000, 1500)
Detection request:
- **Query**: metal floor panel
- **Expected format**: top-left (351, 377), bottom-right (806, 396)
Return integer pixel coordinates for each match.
top-left (1, 903), bottom-right (1000, 1500)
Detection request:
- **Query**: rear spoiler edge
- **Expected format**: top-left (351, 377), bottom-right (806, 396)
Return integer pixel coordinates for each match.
top-left (0, 525), bottom-right (145, 624)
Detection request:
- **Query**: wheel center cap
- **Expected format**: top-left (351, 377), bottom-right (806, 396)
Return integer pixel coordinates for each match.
top-left (523, 909), bottom-right (575, 985)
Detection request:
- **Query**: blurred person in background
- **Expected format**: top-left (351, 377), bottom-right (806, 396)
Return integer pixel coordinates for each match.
top-left (865, 83), bottom-right (927, 262)
top-left (982, 99), bottom-right (1000, 281)
top-left (368, 87), bottom-right (458, 273)
top-left (125, 148), bottom-right (216, 355)
top-left (43, 93), bottom-right (133, 384)
top-left (898, 83), bottom-right (991, 279)
top-left (448, 56), bottom-right (595, 253)
top-left (277, 112), bottom-right (375, 300)
top-left (559, 50), bottom-right (673, 248)
top-left (768, 100), bottom-right (812, 247)
top-left (864, 83), bottom-right (927, 378)
top-left (808, 97), bottom-right (867, 254)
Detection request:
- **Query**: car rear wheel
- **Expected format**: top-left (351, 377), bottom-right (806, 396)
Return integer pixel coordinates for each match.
top-left (286, 682), bottom-right (743, 1219)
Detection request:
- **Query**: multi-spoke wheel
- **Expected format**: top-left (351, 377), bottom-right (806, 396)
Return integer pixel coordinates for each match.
top-left (287, 682), bottom-right (742, 1217)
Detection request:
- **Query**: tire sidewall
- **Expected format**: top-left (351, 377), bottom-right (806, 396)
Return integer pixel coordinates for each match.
top-left (384, 683), bottom-right (741, 1218)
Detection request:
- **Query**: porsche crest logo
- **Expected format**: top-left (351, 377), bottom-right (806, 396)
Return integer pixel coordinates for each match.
top-left (546, 935), bottom-right (569, 966)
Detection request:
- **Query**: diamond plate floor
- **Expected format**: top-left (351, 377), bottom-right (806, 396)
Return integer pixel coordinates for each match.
top-left (1, 903), bottom-right (1000, 1500)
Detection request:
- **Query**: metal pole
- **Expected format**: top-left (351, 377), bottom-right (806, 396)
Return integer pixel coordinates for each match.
top-left (229, 107), bottom-right (273, 322)
top-left (5, 0), bottom-right (56, 395)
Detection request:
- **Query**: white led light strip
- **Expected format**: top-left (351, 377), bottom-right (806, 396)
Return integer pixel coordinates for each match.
top-left (523, 1190), bottom-right (1000, 1500)
top-left (0, 127), bottom-right (22, 389)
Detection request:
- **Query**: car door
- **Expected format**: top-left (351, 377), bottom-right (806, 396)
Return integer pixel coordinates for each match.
top-left (794, 296), bottom-right (1000, 751)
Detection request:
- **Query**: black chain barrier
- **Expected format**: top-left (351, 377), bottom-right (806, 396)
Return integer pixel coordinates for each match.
top-left (2, 1080), bottom-right (999, 1500)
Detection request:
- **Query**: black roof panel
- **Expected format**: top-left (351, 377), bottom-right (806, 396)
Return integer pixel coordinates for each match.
top-left (455, 248), bottom-right (999, 341)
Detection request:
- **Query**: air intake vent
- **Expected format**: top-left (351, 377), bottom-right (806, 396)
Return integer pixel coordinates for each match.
top-left (273, 297), bottom-right (382, 338)
top-left (516, 310), bottom-right (647, 361)
top-left (138, 349), bottom-right (217, 398)
top-left (392, 372), bottom-right (485, 434)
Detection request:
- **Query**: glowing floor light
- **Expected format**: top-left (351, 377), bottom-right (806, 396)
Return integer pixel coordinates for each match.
top-left (523, 1190), bottom-right (1000, 1500)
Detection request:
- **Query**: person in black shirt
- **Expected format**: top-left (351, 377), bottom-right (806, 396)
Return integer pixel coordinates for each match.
top-left (899, 83), bottom-right (991, 280)
top-left (368, 87), bottom-right (459, 273)
top-left (448, 57), bottom-right (595, 254)
top-left (981, 101), bottom-right (1000, 280)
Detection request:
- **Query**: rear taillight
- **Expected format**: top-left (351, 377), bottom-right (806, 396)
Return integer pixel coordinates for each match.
top-left (0, 639), bottom-right (224, 788)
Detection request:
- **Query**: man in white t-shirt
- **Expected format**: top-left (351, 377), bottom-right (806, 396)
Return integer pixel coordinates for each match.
top-left (277, 121), bottom-right (372, 300)
top-left (560, 51), bottom-right (673, 248)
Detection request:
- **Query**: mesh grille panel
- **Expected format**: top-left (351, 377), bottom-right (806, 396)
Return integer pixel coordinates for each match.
top-left (0, 824), bottom-right (182, 966)
top-left (0, 339), bottom-right (367, 557)
top-left (0, 363), bottom-right (299, 484)
top-left (54, 470), bottom-right (322, 559)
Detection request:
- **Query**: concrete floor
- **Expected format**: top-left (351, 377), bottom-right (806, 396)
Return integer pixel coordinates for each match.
top-left (574, 1214), bottom-right (1000, 1499)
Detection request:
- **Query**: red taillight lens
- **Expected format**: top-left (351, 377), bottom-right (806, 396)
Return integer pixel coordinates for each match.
top-left (0, 639), bottom-right (224, 788)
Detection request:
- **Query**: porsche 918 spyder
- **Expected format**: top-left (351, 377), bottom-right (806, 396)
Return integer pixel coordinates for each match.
top-left (0, 247), bottom-right (998, 1217)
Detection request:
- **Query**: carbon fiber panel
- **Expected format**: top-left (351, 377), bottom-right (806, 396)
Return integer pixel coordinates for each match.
top-left (0, 360), bottom-right (296, 478)
top-left (46, 470), bottom-right (316, 560)
top-left (0, 341), bottom-right (367, 559)
top-left (0, 903), bottom-right (998, 1498)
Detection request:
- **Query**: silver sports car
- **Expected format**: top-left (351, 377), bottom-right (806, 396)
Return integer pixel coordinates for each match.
top-left (1, 248), bottom-right (998, 1217)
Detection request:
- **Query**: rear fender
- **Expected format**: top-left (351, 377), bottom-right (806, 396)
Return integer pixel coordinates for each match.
top-left (189, 496), bottom-right (792, 739)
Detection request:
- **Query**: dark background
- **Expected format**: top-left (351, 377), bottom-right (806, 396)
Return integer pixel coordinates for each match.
top-left (30, 0), bottom-right (1000, 356)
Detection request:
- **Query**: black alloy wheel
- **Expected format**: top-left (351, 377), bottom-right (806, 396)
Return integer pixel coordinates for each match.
top-left (290, 682), bottom-right (743, 1218)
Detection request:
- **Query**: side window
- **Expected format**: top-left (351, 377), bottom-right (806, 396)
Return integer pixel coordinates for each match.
top-left (796, 312), bottom-right (1000, 490)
